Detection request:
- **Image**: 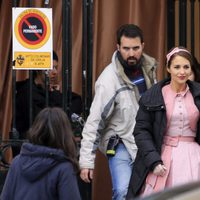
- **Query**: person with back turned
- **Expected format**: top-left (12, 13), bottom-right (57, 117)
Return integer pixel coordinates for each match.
top-left (1, 107), bottom-right (81, 200)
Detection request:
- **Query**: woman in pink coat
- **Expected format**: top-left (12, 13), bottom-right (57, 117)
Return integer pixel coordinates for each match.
top-left (127, 46), bottom-right (200, 199)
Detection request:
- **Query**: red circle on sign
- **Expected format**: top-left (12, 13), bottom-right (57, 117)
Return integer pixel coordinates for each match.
top-left (18, 13), bottom-right (47, 45)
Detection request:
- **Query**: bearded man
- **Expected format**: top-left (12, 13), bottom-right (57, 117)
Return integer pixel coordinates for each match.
top-left (79, 24), bottom-right (158, 200)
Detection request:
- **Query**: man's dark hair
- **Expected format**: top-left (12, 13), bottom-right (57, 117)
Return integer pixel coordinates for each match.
top-left (53, 50), bottom-right (58, 62)
top-left (117, 24), bottom-right (144, 45)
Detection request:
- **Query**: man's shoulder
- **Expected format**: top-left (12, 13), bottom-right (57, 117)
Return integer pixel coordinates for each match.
top-left (71, 92), bottom-right (81, 99)
top-left (142, 53), bottom-right (157, 67)
top-left (16, 79), bottom-right (29, 91)
top-left (96, 63), bottom-right (117, 82)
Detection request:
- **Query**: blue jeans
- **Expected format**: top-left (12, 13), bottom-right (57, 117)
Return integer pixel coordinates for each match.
top-left (108, 143), bottom-right (133, 200)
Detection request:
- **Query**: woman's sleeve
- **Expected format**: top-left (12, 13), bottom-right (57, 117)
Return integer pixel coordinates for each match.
top-left (58, 163), bottom-right (81, 200)
top-left (134, 102), bottom-right (162, 169)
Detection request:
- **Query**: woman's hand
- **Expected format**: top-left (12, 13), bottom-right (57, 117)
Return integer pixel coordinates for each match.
top-left (153, 164), bottom-right (167, 177)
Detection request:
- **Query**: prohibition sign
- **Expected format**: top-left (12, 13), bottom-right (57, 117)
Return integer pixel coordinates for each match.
top-left (14, 9), bottom-right (51, 49)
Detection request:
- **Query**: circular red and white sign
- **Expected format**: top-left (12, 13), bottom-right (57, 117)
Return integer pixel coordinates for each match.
top-left (15, 9), bottom-right (51, 49)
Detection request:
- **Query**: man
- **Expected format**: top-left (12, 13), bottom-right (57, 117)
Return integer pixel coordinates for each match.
top-left (14, 51), bottom-right (82, 154)
top-left (79, 24), bottom-right (157, 200)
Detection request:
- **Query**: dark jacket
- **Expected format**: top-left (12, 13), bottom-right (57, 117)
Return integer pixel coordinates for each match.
top-left (1, 143), bottom-right (81, 200)
top-left (126, 78), bottom-right (200, 199)
top-left (15, 79), bottom-right (82, 139)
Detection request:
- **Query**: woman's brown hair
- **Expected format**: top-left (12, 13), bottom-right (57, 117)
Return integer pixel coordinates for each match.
top-left (28, 107), bottom-right (79, 172)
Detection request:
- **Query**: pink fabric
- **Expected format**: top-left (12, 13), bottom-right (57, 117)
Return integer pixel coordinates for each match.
top-left (162, 84), bottom-right (199, 132)
top-left (142, 84), bottom-right (200, 197)
top-left (166, 47), bottom-right (190, 64)
top-left (143, 136), bottom-right (195, 195)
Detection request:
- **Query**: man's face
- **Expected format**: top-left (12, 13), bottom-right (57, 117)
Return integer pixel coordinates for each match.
top-left (49, 60), bottom-right (59, 85)
top-left (117, 36), bottom-right (144, 66)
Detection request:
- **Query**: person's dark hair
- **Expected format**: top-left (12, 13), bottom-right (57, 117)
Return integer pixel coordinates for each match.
top-left (191, 55), bottom-right (200, 82)
top-left (33, 70), bottom-right (38, 80)
top-left (32, 70), bottom-right (44, 80)
top-left (53, 50), bottom-right (58, 62)
top-left (28, 107), bottom-right (79, 172)
top-left (116, 24), bottom-right (144, 45)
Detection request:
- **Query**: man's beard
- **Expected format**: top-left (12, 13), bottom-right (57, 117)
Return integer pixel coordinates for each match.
top-left (117, 51), bottom-right (142, 72)
top-left (127, 56), bottom-right (137, 66)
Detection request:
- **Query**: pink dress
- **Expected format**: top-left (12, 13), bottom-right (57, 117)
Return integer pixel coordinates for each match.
top-left (142, 84), bottom-right (200, 196)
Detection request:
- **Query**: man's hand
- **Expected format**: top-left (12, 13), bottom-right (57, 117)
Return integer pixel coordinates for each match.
top-left (80, 168), bottom-right (94, 183)
top-left (49, 83), bottom-right (60, 91)
top-left (153, 164), bottom-right (167, 177)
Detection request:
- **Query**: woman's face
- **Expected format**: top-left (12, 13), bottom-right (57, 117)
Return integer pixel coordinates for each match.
top-left (167, 55), bottom-right (192, 87)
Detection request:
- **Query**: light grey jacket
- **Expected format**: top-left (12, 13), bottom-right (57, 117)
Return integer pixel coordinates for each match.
top-left (79, 51), bottom-right (157, 169)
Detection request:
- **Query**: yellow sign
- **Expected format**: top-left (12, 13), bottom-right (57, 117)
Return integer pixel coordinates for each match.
top-left (12, 8), bottom-right (52, 70)
top-left (14, 52), bottom-right (51, 69)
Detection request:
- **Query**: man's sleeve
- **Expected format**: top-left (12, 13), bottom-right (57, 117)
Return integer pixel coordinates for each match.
top-left (79, 82), bottom-right (114, 169)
